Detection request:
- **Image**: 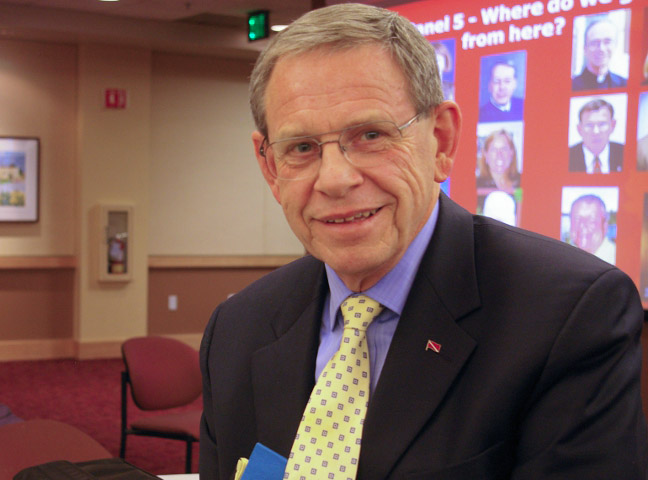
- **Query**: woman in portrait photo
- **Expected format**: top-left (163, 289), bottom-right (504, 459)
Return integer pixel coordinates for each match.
top-left (477, 129), bottom-right (521, 192)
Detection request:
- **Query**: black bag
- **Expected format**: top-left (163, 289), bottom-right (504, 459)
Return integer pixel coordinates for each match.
top-left (13, 458), bottom-right (160, 480)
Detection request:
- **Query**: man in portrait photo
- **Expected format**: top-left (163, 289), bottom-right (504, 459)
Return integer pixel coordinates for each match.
top-left (569, 98), bottom-right (623, 173)
top-left (572, 17), bottom-right (627, 91)
top-left (569, 194), bottom-right (616, 265)
top-left (479, 60), bottom-right (524, 122)
top-left (638, 134), bottom-right (648, 171)
top-left (638, 92), bottom-right (648, 171)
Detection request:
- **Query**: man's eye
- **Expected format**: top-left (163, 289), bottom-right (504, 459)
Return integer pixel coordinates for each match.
top-left (288, 141), bottom-right (316, 156)
top-left (362, 130), bottom-right (383, 141)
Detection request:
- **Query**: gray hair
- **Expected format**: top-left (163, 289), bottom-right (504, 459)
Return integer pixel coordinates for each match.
top-left (249, 3), bottom-right (444, 136)
top-left (578, 98), bottom-right (614, 122)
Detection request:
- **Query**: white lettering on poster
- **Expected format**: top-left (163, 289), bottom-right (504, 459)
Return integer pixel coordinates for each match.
top-left (411, 0), bottom-right (630, 50)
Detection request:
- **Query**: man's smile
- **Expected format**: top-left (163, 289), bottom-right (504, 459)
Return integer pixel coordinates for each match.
top-left (323, 208), bottom-right (380, 224)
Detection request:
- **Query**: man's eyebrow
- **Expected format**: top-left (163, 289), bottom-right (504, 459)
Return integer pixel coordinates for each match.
top-left (273, 115), bottom-right (391, 140)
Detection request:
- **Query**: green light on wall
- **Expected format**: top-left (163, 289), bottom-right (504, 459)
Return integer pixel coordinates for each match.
top-left (248, 11), bottom-right (269, 41)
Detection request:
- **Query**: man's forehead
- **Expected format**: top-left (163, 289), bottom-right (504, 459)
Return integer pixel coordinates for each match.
top-left (582, 107), bottom-right (611, 121)
top-left (574, 202), bottom-right (604, 218)
top-left (491, 64), bottom-right (515, 78)
top-left (587, 21), bottom-right (616, 40)
top-left (264, 44), bottom-right (412, 136)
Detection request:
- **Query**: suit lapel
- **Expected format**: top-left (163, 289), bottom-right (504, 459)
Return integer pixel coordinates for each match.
top-left (360, 195), bottom-right (481, 478)
top-left (250, 261), bottom-right (327, 457)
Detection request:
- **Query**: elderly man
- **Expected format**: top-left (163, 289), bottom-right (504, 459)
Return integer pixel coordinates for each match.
top-left (200, 4), bottom-right (647, 479)
top-left (569, 194), bottom-right (616, 264)
top-left (572, 18), bottom-right (627, 91)
top-left (569, 98), bottom-right (624, 173)
top-left (479, 61), bottom-right (524, 122)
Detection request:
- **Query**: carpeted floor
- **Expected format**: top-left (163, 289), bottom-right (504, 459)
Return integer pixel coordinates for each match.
top-left (0, 358), bottom-right (200, 475)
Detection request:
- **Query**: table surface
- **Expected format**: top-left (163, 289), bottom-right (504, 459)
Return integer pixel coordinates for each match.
top-left (157, 475), bottom-right (199, 479)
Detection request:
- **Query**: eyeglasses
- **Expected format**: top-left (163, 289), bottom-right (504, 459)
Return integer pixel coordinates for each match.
top-left (581, 121), bottom-right (612, 133)
top-left (586, 38), bottom-right (614, 49)
top-left (260, 114), bottom-right (421, 180)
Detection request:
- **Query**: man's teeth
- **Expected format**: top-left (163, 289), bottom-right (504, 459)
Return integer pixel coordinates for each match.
top-left (327, 209), bottom-right (378, 224)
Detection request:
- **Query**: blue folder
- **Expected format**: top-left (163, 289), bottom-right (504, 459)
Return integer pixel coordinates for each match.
top-left (240, 442), bottom-right (287, 480)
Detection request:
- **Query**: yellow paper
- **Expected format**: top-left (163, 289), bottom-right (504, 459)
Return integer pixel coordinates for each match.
top-left (234, 457), bottom-right (249, 480)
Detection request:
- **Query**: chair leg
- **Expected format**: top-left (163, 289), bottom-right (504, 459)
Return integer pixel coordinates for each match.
top-left (119, 434), bottom-right (127, 459)
top-left (185, 440), bottom-right (193, 473)
top-left (120, 371), bottom-right (128, 459)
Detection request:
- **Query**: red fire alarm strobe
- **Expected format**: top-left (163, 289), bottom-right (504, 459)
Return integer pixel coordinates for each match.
top-left (105, 88), bottom-right (127, 109)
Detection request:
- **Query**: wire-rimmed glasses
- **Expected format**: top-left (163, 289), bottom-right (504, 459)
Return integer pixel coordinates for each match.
top-left (260, 114), bottom-right (420, 180)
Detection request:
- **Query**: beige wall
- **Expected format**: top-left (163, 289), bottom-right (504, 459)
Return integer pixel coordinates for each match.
top-left (0, 36), bottom-right (301, 360)
top-left (148, 52), bottom-right (302, 255)
top-left (76, 44), bottom-right (153, 351)
top-left (0, 39), bottom-right (77, 255)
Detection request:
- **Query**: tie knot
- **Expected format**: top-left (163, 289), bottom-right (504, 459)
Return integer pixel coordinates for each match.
top-left (341, 295), bottom-right (383, 331)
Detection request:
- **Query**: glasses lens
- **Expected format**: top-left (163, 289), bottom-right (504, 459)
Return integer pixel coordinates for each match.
top-left (583, 122), bottom-right (610, 133)
top-left (267, 138), bottom-right (320, 180)
top-left (342, 121), bottom-right (401, 167)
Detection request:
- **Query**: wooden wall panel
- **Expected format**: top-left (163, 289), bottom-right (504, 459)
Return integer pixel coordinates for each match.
top-left (0, 269), bottom-right (74, 339)
top-left (147, 267), bottom-right (277, 336)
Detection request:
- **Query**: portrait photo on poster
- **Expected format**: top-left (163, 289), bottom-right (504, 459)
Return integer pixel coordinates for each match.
top-left (430, 38), bottom-right (456, 101)
top-left (637, 92), bottom-right (648, 171)
top-left (571, 9), bottom-right (630, 92)
top-left (567, 93), bottom-right (627, 173)
top-left (476, 121), bottom-right (524, 192)
top-left (561, 186), bottom-right (619, 265)
top-left (478, 51), bottom-right (527, 123)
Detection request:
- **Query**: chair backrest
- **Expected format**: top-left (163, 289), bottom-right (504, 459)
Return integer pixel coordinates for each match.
top-left (0, 419), bottom-right (111, 480)
top-left (121, 336), bottom-right (202, 411)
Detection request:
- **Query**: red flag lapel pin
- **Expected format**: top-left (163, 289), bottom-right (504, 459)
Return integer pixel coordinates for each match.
top-left (426, 339), bottom-right (442, 353)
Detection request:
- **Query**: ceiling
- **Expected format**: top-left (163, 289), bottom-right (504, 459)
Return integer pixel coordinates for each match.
top-left (0, 0), bottom-right (398, 59)
top-left (2, 0), bottom-right (320, 27)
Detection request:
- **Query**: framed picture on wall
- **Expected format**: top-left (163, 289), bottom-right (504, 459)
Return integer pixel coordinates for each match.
top-left (0, 137), bottom-right (39, 222)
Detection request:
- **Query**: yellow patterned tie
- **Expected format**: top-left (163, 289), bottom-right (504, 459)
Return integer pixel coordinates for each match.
top-left (284, 295), bottom-right (383, 480)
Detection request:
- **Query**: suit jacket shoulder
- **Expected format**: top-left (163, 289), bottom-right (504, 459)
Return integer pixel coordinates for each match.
top-left (609, 71), bottom-right (627, 87)
top-left (478, 97), bottom-right (524, 122)
top-left (568, 142), bottom-right (624, 172)
top-left (609, 141), bottom-right (624, 172)
top-left (366, 195), bottom-right (646, 478)
top-left (572, 69), bottom-right (627, 91)
top-left (568, 143), bottom-right (586, 171)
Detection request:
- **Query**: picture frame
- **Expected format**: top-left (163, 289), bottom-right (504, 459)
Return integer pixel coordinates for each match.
top-left (0, 137), bottom-right (39, 222)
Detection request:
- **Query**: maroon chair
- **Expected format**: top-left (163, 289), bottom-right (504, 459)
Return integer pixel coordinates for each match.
top-left (0, 419), bottom-right (111, 480)
top-left (120, 336), bottom-right (202, 473)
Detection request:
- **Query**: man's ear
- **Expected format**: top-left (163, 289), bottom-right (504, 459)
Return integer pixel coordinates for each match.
top-left (252, 130), bottom-right (282, 204)
top-left (576, 122), bottom-right (584, 139)
top-left (432, 101), bottom-right (462, 183)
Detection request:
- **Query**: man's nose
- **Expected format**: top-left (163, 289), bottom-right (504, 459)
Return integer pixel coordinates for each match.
top-left (313, 142), bottom-right (362, 197)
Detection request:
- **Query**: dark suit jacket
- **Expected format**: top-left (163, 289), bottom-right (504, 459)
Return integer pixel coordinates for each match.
top-left (572, 68), bottom-right (627, 91)
top-left (568, 141), bottom-right (624, 172)
top-left (200, 194), bottom-right (647, 479)
top-left (478, 97), bottom-right (524, 123)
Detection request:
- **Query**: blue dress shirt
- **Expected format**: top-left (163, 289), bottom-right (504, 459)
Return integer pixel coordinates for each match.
top-left (316, 201), bottom-right (439, 394)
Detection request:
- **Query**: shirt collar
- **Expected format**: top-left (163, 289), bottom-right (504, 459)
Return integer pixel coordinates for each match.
top-left (490, 97), bottom-right (511, 112)
top-left (323, 200), bottom-right (439, 332)
top-left (582, 143), bottom-right (610, 172)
